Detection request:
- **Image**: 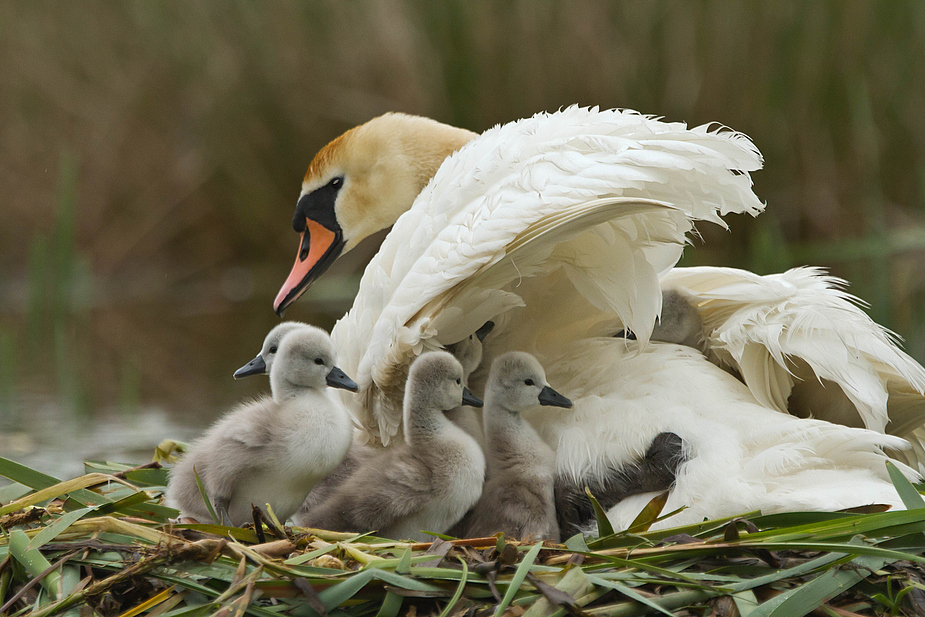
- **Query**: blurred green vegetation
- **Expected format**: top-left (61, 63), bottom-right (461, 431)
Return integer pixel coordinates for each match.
top-left (2, 1), bottom-right (925, 430)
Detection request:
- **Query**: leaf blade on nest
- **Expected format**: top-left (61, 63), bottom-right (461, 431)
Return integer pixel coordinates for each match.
top-left (887, 461), bottom-right (925, 510)
top-left (584, 487), bottom-right (615, 538)
top-left (192, 466), bottom-right (220, 525)
top-left (494, 541), bottom-right (543, 617)
top-left (438, 557), bottom-right (469, 617)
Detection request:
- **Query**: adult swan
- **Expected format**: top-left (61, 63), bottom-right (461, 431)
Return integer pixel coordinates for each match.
top-left (274, 107), bottom-right (925, 528)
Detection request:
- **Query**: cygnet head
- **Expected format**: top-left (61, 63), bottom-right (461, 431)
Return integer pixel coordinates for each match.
top-left (445, 320), bottom-right (495, 382)
top-left (486, 352), bottom-right (573, 413)
top-left (274, 113), bottom-right (477, 315)
top-left (653, 289), bottom-right (703, 349)
top-left (270, 326), bottom-right (358, 401)
top-left (234, 321), bottom-right (309, 379)
top-left (404, 351), bottom-right (483, 417)
top-left (612, 289), bottom-right (703, 350)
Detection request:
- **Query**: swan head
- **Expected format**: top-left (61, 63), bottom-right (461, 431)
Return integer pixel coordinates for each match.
top-left (233, 321), bottom-right (309, 379)
top-left (486, 351), bottom-right (573, 413)
top-left (274, 113), bottom-right (477, 315)
top-left (270, 326), bottom-right (358, 401)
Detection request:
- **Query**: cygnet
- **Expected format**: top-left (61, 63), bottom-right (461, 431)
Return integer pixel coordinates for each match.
top-left (166, 326), bottom-right (357, 526)
top-left (300, 351), bottom-right (486, 541)
top-left (615, 289), bottom-right (704, 350)
top-left (454, 352), bottom-right (572, 541)
top-left (445, 320), bottom-right (494, 443)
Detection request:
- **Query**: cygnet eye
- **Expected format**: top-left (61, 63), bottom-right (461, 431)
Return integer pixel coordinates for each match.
top-left (524, 379), bottom-right (535, 386)
top-left (269, 346), bottom-right (278, 354)
top-left (456, 378), bottom-right (461, 385)
top-left (314, 358), bottom-right (324, 365)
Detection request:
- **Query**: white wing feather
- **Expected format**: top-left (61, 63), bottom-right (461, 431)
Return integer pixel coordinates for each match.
top-left (660, 266), bottom-right (925, 467)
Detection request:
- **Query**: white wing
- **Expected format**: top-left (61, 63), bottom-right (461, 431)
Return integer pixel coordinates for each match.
top-left (331, 106), bottom-right (764, 444)
top-left (660, 266), bottom-right (925, 469)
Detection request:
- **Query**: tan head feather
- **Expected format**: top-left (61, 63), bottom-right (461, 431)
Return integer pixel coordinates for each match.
top-left (300, 113), bottom-right (477, 251)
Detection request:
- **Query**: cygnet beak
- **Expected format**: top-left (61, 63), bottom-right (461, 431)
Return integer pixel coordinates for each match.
top-left (538, 385), bottom-right (572, 408)
top-left (233, 355), bottom-right (267, 379)
top-left (461, 387), bottom-right (484, 408)
top-left (326, 366), bottom-right (359, 392)
top-left (475, 320), bottom-right (495, 342)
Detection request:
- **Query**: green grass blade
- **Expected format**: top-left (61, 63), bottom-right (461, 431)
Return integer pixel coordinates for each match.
top-left (495, 541), bottom-right (543, 617)
top-left (438, 557), bottom-right (468, 617)
top-left (396, 546), bottom-right (412, 574)
top-left (753, 552), bottom-right (891, 617)
top-left (375, 592), bottom-right (403, 617)
top-left (9, 529), bottom-right (61, 600)
top-left (285, 544), bottom-right (338, 566)
top-left (192, 466), bottom-right (220, 525)
top-left (173, 523), bottom-right (259, 543)
top-left (0, 482), bottom-right (33, 503)
top-left (585, 574), bottom-right (675, 616)
top-left (585, 487), bottom-right (615, 538)
top-left (886, 462), bottom-right (925, 510)
top-left (317, 570), bottom-right (376, 611)
top-left (626, 491), bottom-right (669, 532)
top-left (732, 590), bottom-right (760, 617)
top-left (564, 533), bottom-right (589, 552)
top-left (28, 507), bottom-right (92, 550)
top-left (0, 458), bottom-right (110, 511)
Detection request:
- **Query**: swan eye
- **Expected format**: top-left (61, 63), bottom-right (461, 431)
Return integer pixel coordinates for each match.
top-left (330, 176), bottom-right (343, 188)
top-left (314, 358), bottom-right (324, 365)
top-left (269, 346), bottom-right (278, 354)
top-left (524, 379), bottom-right (535, 386)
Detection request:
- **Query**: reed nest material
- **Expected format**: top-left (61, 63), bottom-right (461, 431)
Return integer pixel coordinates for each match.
top-left (2, 456), bottom-right (925, 616)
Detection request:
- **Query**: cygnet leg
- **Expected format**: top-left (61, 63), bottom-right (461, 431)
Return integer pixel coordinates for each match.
top-left (554, 432), bottom-right (686, 538)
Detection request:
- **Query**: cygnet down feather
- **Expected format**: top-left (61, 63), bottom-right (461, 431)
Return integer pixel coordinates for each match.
top-left (165, 326), bottom-right (357, 526)
top-left (453, 351), bottom-right (572, 541)
top-left (298, 351), bottom-right (486, 541)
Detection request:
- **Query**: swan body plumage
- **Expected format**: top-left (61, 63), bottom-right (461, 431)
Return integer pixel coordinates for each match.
top-left (276, 107), bottom-right (925, 527)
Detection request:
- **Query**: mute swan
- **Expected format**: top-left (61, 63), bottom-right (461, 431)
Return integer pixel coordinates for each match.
top-left (274, 107), bottom-right (923, 527)
top-left (453, 351), bottom-right (570, 541)
top-left (166, 326), bottom-right (357, 526)
top-left (300, 352), bottom-right (486, 541)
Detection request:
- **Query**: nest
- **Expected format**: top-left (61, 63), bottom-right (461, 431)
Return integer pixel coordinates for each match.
top-left (2, 455), bottom-right (925, 616)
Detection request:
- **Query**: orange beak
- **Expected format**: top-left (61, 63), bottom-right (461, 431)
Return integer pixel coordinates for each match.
top-left (273, 218), bottom-right (345, 316)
